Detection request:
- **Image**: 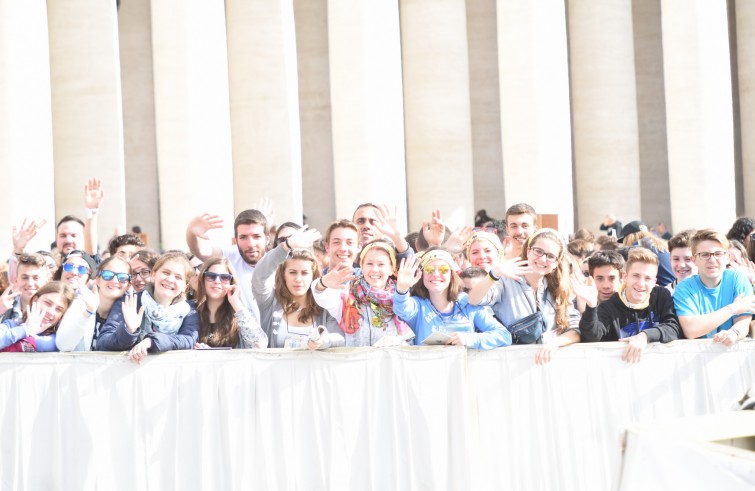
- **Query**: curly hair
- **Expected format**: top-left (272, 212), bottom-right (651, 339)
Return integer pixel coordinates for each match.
top-left (726, 217), bottom-right (755, 243)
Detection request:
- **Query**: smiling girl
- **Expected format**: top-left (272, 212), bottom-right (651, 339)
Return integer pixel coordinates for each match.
top-left (1, 281), bottom-right (76, 352)
top-left (194, 257), bottom-right (267, 348)
top-left (393, 247), bottom-right (511, 349)
top-left (468, 228), bottom-right (581, 363)
top-left (312, 239), bottom-right (414, 347)
top-left (253, 227), bottom-right (342, 348)
top-left (96, 252), bottom-right (199, 363)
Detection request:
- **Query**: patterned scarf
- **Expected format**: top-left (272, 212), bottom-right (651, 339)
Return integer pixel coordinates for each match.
top-left (140, 288), bottom-right (190, 335)
top-left (339, 276), bottom-right (410, 335)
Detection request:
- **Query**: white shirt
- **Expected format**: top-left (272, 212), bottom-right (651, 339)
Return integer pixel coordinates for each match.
top-left (222, 245), bottom-right (260, 323)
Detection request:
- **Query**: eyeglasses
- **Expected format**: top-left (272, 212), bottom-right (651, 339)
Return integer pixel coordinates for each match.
top-left (204, 272), bottom-right (233, 284)
top-left (696, 251), bottom-right (728, 261)
top-left (423, 264), bottom-right (451, 275)
top-left (529, 246), bottom-right (559, 263)
top-left (133, 269), bottom-right (151, 279)
top-left (98, 270), bottom-right (131, 283)
top-left (63, 263), bottom-right (89, 275)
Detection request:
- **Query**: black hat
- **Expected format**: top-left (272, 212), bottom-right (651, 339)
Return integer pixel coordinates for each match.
top-left (617, 221), bottom-right (647, 242)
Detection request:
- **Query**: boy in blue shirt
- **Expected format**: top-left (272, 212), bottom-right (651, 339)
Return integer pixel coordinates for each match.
top-left (673, 229), bottom-right (755, 344)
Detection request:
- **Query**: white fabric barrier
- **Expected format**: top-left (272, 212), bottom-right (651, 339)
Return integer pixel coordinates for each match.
top-left (1, 340), bottom-right (753, 490)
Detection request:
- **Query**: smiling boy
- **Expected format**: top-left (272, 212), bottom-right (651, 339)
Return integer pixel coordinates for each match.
top-left (673, 229), bottom-right (755, 344)
top-left (579, 247), bottom-right (682, 363)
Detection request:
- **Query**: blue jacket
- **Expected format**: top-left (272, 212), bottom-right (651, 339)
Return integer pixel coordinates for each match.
top-left (393, 291), bottom-right (511, 349)
top-left (96, 293), bottom-right (199, 352)
top-left (0, 319), bottom-right (57, 352)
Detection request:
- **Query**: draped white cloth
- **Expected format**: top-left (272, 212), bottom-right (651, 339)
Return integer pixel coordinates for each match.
top-left (1, 340), bottom-right (753, 490)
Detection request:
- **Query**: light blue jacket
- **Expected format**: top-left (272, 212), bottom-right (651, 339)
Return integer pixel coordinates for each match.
top-left (393, 291), bottom-right (511, 349)
top-left (0, 319), bottom-right (57, 351)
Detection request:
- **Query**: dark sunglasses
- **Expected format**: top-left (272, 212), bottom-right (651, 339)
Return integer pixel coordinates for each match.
top-left (204, 272), bottom-right (233, 284)
top-left (98, 270), bottom-right (131, 283)
top-left (63, 263), bottom-right (89, 275)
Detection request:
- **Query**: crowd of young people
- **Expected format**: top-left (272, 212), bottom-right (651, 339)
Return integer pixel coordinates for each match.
top-left (2, 178), bottom-right (754, 364)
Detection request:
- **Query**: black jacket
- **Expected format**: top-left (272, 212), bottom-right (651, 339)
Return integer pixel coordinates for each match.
top-left (579, 286), bottom-right (682, 343)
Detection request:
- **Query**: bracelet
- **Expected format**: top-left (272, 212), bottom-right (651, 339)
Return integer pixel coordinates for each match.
top-left (488, 270), bottom-right (500, 282)
top-left (319, 277), bottom-right (327, 290)
top-left (85, 208), bottom-right (99, 219)
top-left (85, 308), bottom-right (96, 317)
top-left (730, 327), bottom-right (741, 339)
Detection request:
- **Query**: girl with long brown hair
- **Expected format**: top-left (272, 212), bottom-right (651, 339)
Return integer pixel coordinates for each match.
top-left (194, 257), bottom-right (267, 348)
top-left (468, 228), bottom-right (581, 363)
top-left (252, 227), bottom-right (341, 348)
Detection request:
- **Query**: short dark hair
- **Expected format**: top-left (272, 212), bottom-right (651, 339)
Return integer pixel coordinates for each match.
top-left (587, 250), bottom-right (625, 276)
top-left (459, 266), bottom-right (488, 280)
top-left (130, 249), bottom-right (159, 269)
top-left (667, 230), bottom-right (694, 253)
top-left (234, 209), bottom-right (269, 236)
top-left (56, 215), bottom-right (84, 231)
top-left (505, 203), bottom-right (537, 223)
top-left (352, 203), bottom-right (379, 221)
top-left (108, 234), bottom-right (145, 256)
top-left (726, 217), bottom-right (755, 243)
top-left (567, 239), bottom-right (592, 259)
top-left (324, 219), bottom-right (358, 244)
top-left (573, 228), bottom-right (595, 243)
top-left (595, 235), bottom-right (620, 251)
top-left (17, 253), bottom-right (47, 269)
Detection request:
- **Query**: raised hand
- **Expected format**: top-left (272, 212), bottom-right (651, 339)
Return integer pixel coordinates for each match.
top-left (187, 213), bottom-right (224, 240)
top-left (24, 301), bottom-right (46, 336)
top-left (84, 177), bottom-right (105, 209)
top-left (373, 204), bottom-right (403, 243)
top-left (422, 209), bottom-right (446, 247)
top-left (319, 263), bottom-right (355, 290)
top-left (285, 225), bottom-right (322, 250)
top-left (445, 225), bottom-right (474, 252)
top-left (251, 198), bottom-right (275, 226)
top-left (396, 256), bottom-right (422, 293)
top-left (122, 291), bottom-right (145, 333)
top-left (12, 218), bottom-right (47, 254)
top-left (227, 285), bottom-right (243, 312)
top-left (77, 284), bottom-right (100, 314)
top-left (493, 258), bottom-right (533, 282)
top-left (0, 287), bottom-right (20, 315)
top-left (570, 275), bottom-right (598, 308)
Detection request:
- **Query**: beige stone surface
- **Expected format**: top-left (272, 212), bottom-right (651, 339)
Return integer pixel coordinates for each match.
top-left (736, 0), bottom-right (755, 218)
top-left (227, 0), bottom-right (303, 226)
top-left (48, 0), bottom-right (126, 242)
top-left (0, 1), bottom-right (56, 256)
top-left (150, 0), bottom-right (235, 249)
top-left (569, 0), bottom-right (642, 232)
top-left (328, 0), bottom-right (407, 228)
top-left (118, 0), bottom-right (161, 248)
top-left (294, 0), bottom-right (336, 230)
top-left (401, 0), bottom-right (474, 230)
top-left (497, 0), bottom-right (574, 233)
top-left (661, 0), bottom-right (736, 232)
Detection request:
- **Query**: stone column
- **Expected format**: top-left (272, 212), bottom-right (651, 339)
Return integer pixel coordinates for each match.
top-left (569, 0), bottom-right (642, 232)
top-left (328, 0), bottom-right (408, 229)
top-left (0, 0), bottom-right (56, 256)
top-left (466, 0), bottom-right (506, 220)
top-left (632, 0), bottom-right (672, 229)
top-left (47, 0), bottom-right (126, 242)
top-left (661, 0), bottom-right (736, 232)
top-left (496, 0), bottom-right (574, 233)
top-left (736, 0), bottom-right (755, 217)
top-left (294, 0), bottom-right (336, 231)
top-left (226, 0), bottom-right (304, 226)
top-left (401, 0), bottom-right (475, 230)
top-left (118, 0), bottom-right (161, 249)
top-left (150, 0), bottom-right (235, 249)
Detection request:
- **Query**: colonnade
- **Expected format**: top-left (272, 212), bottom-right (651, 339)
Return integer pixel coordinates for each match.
top-left (0, 0), bottom-right (752, 254)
